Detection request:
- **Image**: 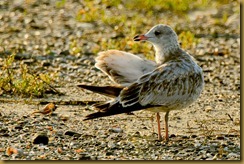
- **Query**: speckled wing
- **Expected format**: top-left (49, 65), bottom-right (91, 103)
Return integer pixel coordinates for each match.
top-left (119, 61), bottom-right (204, 110)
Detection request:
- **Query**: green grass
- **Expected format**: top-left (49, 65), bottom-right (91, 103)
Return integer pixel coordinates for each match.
top-left (55, 0), bottom-right (66, 8)
top-left (0, 54), bottom-right (58, 98)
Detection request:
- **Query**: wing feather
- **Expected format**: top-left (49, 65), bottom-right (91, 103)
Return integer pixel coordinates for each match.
top-left (118, 60), bottom-right (203, 110)
top-left (95, 50), bottom-right (157, 86)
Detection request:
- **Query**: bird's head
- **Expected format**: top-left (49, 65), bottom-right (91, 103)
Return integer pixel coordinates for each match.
top-left (134, 24), bottom-right (179, 47)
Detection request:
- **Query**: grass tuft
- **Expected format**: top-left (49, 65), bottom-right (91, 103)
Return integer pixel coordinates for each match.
top-left (179, 31), bottom-right (198, 50)
top-left (0, 54), bottom-right (58, 98)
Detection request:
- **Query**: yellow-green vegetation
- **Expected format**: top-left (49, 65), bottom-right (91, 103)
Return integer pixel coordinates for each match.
top-left (55, 0), bottom-right (66, 8)
top-left (179, 31), bottom-right (198, 50)
top-left (0, 54), bottom-right (57, 98)
top-left (214, 11), bottom-right (230, 25)
top-left (69, 40), bottom-right (82, 55)
top-left (124, 0), bottom-right (210, 13)
top-left (74, 0), bottom-right (232, 60)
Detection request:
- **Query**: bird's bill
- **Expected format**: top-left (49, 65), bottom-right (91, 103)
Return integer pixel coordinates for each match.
top-left (133, 34), bottom-right (148, 41)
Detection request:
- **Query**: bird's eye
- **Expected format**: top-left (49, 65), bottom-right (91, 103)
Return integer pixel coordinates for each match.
top-left (154, 31), bottom-right (161, 36)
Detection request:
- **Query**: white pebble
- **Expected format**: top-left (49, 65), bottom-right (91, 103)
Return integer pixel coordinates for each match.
top-left (227, 153), bottom-right (240, 158)
top-left (109, 128), bottom-right (123, 133)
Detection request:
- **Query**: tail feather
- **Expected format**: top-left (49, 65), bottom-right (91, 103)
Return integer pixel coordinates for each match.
top-left (92, 102), bottom-right (110, 109)
top-left (78, 84), bottom-right (123, 98)
top-left (84, 102), bottom-right (121, 120)
top-left (83, 101), bottom-right (155, 121)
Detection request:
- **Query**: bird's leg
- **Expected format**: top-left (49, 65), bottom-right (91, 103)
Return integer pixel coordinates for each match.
top-left (156, 112), bottom-right (163, 141)
top-left (164, 111), bottom-right (170, 141)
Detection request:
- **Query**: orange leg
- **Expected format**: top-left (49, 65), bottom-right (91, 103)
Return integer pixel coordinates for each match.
top-left (164, 111), bottom-right (169, 141)
top-left (156, 112), bottom-right (163, 141)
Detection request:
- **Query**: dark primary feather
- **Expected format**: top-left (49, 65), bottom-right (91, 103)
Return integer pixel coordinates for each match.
top-left (83, 100), bottom-right (158, 121)
top-left (77, 84), bottom-right (123, 98)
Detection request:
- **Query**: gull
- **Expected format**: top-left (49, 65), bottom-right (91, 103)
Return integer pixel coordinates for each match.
top-left (78, 24), bottom-right (204, 141)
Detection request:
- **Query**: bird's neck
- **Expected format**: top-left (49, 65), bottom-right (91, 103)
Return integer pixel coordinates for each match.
top-left (154, 43), bottom-right (180, 64)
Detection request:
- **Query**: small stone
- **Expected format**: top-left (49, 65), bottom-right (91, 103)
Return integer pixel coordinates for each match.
top-left (162, 156), bottom-right (173, 160)
top-left (226, 141), bottom-right (234, 145)
top-left (106, 151), bottom-right (113, 156)
top-left (199, 150), bottom-right (207, 154)
top-left (205, 157), bottom-right (213, 160)
top-left (169, 134), bottom-right (176, 138)
top-left (6, 147), bottom-right (18, 156)
top-left (204, 106), bottom-right (213, 112)
top-left (14, 53), bottom-right (31, 60)
top-left (133, 131), bottom-right (141, 137)
top-left (216, 135), bottom-right (225, 140)
top-left (41, 61), bottom-right (51, 67)
top-left (190, 134), bottom-right (197, 138)
top-left (108, 128), bottom-right (123, 133)
top-left (57, 147), bottom-right (63, 154)
top-left (78, 154), bottom-right (91, 160)
top-left (107, 141), bottom-right (116, 149)
top-left (59, 50), bottom-right (70, 55)
top-left (14, 125), bottom-right (23, 130)
top-left (221, 142), bottom-right (227, 147)
top-left (64, 131), bottom-right (81, 137)
top-left (170, 149), bottom-right (179, 154)
top-left (59, 115), bottom-right (69, 121)
top-left (227, 153), bottom-right (240, 158)
top-left (224, 147), bottom-right (229, 152)
top-left (33, 133), bottom-right (49, 145)
top-left (182, 135), bottom-right (189, 139)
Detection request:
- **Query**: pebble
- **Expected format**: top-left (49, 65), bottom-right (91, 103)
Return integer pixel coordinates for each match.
top-left (64, 131), bottom-right (81, 137)
top-left (190, 134), bottom-right (197, 138)
top-left (32, 133), bottom-right (49, 145)
top-left (224, 147), bottom-right (229, 152)
top-left (14, 125), bottom-right (23, 130)
top-left (107, 141), bottom-right (116, 149)
top-left (226, 153), bottom-right (239, 158)
top-left (108, 128), bottom-right (123, 133)
top-left (216, 135), bottom-right (225, 140)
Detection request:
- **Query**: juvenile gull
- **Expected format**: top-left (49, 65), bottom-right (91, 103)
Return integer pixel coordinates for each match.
top-left (78, 24), bottom-right (204, 141)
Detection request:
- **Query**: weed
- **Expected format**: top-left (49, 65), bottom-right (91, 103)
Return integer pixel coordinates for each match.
top-left (0, 54), bottom-right (59, 98)
top-left (179, 31), bottom-right (198, 50)
top-left (214, 11), bottom-right (230, 26)
top-left (56, 0), bottom-right (66, 8)
top-left (69, 40), bottom-right (82, 55)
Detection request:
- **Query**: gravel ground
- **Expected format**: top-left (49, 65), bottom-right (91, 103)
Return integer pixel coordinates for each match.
top-left (0, 0), bottom-right (240, 160)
